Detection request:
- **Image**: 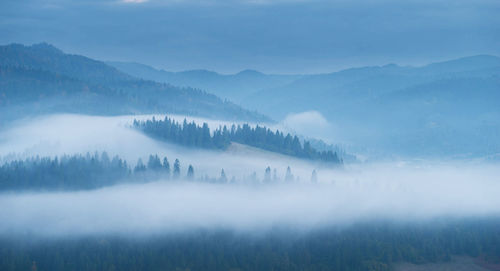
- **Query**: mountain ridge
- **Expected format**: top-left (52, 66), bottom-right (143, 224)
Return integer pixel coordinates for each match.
top-left (0, 43), bottom-right (270, 123)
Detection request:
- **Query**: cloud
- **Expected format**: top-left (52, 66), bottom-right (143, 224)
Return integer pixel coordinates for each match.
top-left (1, 114), bottom-right (499, 237)
top-left (0, 114), bottom-right (325, 180)
top-left (280, 111), bottom-right (335, 142)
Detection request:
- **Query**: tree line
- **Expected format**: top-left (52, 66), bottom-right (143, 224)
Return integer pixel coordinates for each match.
top-left (133, 117), bottom-right (342, 164)
top-left (0, 152), bottom-right (319, 191)
top-left (0, 152), bottom-right (193, 191)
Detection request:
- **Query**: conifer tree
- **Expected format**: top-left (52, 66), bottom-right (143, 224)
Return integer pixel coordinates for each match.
top-left (134, 158), bottom-right (146, 173)
top-left (264, 166), bottom-right (271, 183)
top-left (147, 154), bottom-right (162, 170)
top-left (285, 166), bottom-right (294, 183)
top-left (162, 157), bottom-right (170, 178)
top-left (219, 169), bottom-right (228, 183)
top-left (311, 169), bottom-right (318, 183)
top-left (173, 159), bottom-right (180, 179)
top-left (273, 168), bottom-right (279, 182)
top-left (187, 165), bottom-right (194, 180)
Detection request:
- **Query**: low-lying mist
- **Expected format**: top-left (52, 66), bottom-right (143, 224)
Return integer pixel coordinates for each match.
top-left (0, 114), bottom-right (499, 238)
top-left (1, 162), bottom-right (499, 237)
top-left (0, 114), bottom-right (334, 180)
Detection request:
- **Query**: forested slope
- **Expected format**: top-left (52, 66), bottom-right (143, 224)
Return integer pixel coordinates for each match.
top-left (0, 43), bottom-right (269, 123)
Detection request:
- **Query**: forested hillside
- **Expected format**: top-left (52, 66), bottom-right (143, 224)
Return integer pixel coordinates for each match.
top-left (244, 55), bottom-right (500, 119)
top-left (0, 152), bottom-right (321, 190)
top-left (0, 43), bottom-right (269, 123)
top-left (109, 55), bottom-right (500, 157)
top-left (243, 56), bottom-right (500, 157)
top-left (133, 117), bottom-right (342, 164)
top-left (0, 153), bottom-right (174, 190)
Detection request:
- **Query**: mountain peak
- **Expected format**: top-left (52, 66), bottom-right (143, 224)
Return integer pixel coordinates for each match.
top-left (382, 63), bottom-right (399, 69)
top-left (30, 42), bottom-right (64, 55)
top-left (236, 69), bottom-right (264, 76)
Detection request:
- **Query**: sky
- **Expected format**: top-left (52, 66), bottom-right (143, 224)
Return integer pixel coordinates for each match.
top-left (1, 0), bottom-right (499, 73)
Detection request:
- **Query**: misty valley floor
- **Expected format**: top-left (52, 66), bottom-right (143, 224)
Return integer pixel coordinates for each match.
top-left (1, 114), bottom-right (500, 271)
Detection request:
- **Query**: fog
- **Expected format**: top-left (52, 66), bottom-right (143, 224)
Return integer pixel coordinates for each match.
top-left (0, 114), bottom-right (330, 179)
top-left (0, 114), bottom-right (499, 237)
top-left (1, 163), bottom-right (500, 237)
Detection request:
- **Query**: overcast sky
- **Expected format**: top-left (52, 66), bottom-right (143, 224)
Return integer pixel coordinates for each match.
top-left (1, 0), bottom-right (499, 73)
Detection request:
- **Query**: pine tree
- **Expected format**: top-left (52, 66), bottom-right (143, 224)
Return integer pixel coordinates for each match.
top-left (264, 166), bottom-right (271, 183)
top-left (219, 169), bottom-right (228, 183)
top-left (311, 169), bottom-right (318, 183)
top-left (285, 166), bottom-right (294, 183)
top-left (133, 117), bottom-right (343, 164)
top-left (173, 159), bottom-right (180, 179)
top-left (187, 165), bottom-right (194, 180)
top-left (147, 154), bottom-right (162, 171)
top-left (162, 157), bottom-right (170, 178)
top-left (134, 158), bottom-right (146, 173)
top-left (273, 168), bottom-right (279, 182)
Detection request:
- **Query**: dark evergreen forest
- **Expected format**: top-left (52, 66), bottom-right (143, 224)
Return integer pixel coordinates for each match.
top-left (1, 153), bottom-right (500, 270)
top-left (0, 152), bottom-right (192, 191)
top-left (133, 117), bottom-right (342, 164)
top-left (0, 152), bottom-right (309, 190)
top-left (1, 219), bottom-right (499, 271)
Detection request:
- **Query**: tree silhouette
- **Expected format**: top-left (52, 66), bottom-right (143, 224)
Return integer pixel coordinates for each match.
top-left (285, 166), bottom-right (294, 183)
top-left (311, 169), bottom-right (318, 183)
top-left (187, 165), bottom-right (194, 180)
top-left (162, 157), bottom-right (170, 179)
top-left (264, 167), bottom-right (272, 183)
top-left (173, 159), bottom-right (180, 180)
top-left (134, 158), bottom-right (146, 173)
top-left (134, 117), bottom-right (342, 164)
top-left (219, 169), bottom-right (228, 183)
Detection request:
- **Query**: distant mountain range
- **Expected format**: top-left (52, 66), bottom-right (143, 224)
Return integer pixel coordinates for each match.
top-left (2, 42), bottom-right (499, 157)
top-left (110, 55), bottom-right (500, 158)
top-left (251, 56), bottom-right (500, 157)
top-left (0, 43), bottom-right (269, 123)
top-left (107, 61), bottom-right (302, 103)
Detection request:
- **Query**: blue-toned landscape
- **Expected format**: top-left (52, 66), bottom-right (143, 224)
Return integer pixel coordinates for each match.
top-left (1, 0), bottom-right (499, 270)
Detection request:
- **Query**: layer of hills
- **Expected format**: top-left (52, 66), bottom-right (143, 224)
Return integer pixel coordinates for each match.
top-left (111, 56), bottom-right (500, 158)
top-left (0, 43), bottom-right (268, 124)
top-left (107, 61), bottom-right (301, 103)
top-left (2, 42), bottom-right (499, 158)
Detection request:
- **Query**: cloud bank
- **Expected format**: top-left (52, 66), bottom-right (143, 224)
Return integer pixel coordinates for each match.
top-left (1, 163), bottom-right (499, 237)
top-left (1, 114), bottom-right (499, 238)
top-left (280, 111), bottom-right (336, 142)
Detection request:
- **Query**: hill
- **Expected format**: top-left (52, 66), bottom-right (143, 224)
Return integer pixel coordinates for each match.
top-left (0, 43), bottom-right (269, 123)
top-left (107, 61), bottom-right (301, 102)
top-left (239, 56), bottom-right (500, 157)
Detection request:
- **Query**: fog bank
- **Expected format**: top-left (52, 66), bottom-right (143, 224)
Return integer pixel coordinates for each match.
top-left (1, 163), bottom-right (499, 237)
top-left (1, 114), bottom-right (499, 237)
top-left (0, 114), bottom-right (334, 180)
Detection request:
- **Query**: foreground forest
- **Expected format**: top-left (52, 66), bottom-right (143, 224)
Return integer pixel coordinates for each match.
top-left (1, 150), bottom-right (499, 270)
top-left (1, 219), bottom-right (499, 271)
